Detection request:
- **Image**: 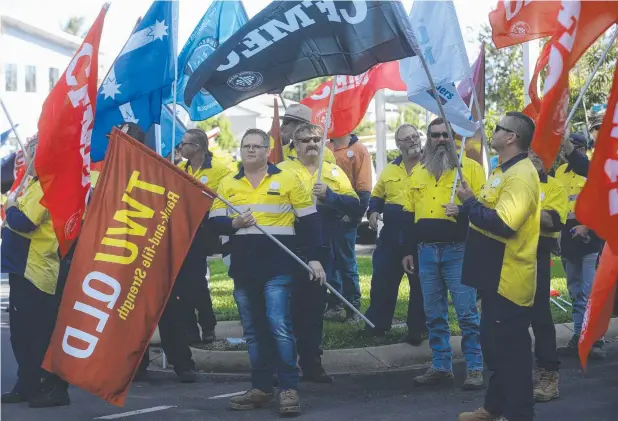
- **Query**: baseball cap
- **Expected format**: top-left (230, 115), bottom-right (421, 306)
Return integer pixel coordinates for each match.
top-left (106, 122), bottom-right (146, 144)
top-left (569, 133), bottom-right (588, 149)
top-left (589, 116), bottom-right (603, 132)
top-left (281, 104), bottom-right (312, 124)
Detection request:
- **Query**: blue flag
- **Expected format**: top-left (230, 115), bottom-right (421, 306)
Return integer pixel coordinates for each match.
top-left (1, 125), bottom-right (17, 146)
top-left (168, 0), bottom-right (248, 121)
top-left (91, 0), bottom-right (178, 162)
top-left (144, 105), bottom-right (186, 158)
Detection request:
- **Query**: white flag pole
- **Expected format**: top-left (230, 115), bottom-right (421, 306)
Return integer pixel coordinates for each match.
top-left (0, 96), bottom-right (29, 164)
top-left (450, 93), bottom-right (475, 203)
top-left (171, 85), bottom-right (177, 162)
top-left (317, 76), bottom-right (337, 182)
top-left (155, 124), bottom-right (162, 156)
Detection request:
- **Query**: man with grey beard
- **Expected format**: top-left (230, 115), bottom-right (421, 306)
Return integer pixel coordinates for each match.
top-left (402, 118), bottom-right (486, 390)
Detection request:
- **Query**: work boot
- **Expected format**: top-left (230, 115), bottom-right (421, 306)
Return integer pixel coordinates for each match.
top-left (1, 390), bottom-right (27, 404)
top-left (589, 341), bottom-right (606, 360)
top-left (403, 330), bottom-right (426, 346)
top-left (556, 334), bottom-right (579, 357)
top-left (229, 388), bottom-right (273, 410)
top-left (462, 370), bottom-right (484, 390)
top-left (278, 389), bottom-right (301, 415)
top-left (301, 358), bottom-right (333, 384)
top-left (458, 407), bottom-right (496, 421)
top-left (177, 368), bottom-right (197, 383)
top-left (28, 384), bottom-right (70, 408)
top-left (202, 330), bottom-right (216, 344)
top-left (413, 367), bottom-right (454, 386)
top-left (324, 305), bottom-right (346, 321)
top-left (533, 368), bottom-right (559, 402)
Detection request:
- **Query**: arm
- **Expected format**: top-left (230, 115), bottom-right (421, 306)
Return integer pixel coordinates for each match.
top-left (462, 198), bottom-right (516, 237)
top-left (367, 175), bottom-right (386, 217)
top-left (401, 181), bottom-right (417, 254)
top-left (207, 186), bottom-right (239, 236)
top-left (323, 187), bottom-right (363, 219)
top-left (357, 190), bottom-right (371, 214)
top-left (541, 181), bottom-right (568, 232)
top-left (5, 207), bottom-right (38, 233)
top-left (564, 150), bottom-right (589, 177)
top-left (291, 176), bottom-right (325, 262)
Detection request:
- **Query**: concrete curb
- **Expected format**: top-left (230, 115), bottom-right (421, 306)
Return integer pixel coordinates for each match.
top-left (150, 319), bottom-right (618, 374)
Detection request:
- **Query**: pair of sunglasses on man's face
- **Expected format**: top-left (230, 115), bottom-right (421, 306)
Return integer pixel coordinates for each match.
top-left (297, 136), bottom-right (321, 144)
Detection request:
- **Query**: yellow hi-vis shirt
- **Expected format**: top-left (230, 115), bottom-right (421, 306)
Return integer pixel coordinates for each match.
top-left (461, 153), bottom-right (540, 307)
top-left (277, 158), bottom-right (357, 201)
top-left (554, 163), bottom-right (586, 220)
top-left (539, 174), bottom-right (568, 240)
top-left (403, 156), bottom-right (485, 243)
top-left (178, 155), bottom-right (232, 192)
top-left (5, 179), bottom-right (60, 294)
top-left (371, 156), bottom-right (416, 209)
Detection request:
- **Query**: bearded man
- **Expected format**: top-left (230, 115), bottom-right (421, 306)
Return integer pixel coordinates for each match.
top-left (402, 118), bottom-right (486, 390)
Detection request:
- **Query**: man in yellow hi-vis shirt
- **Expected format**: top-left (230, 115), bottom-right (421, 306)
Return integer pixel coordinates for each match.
top-left (528, 151), bottom-right (568, 403)
top-left (401, 118), bottom-right (486, 390)
top-left (209, 128), bottom-right (326, 415)
top-left (458, 112), bottom-right (540, 421)
top-left (279, 123), bottom-right (363, 384)
top-left (1, 167), bottom-right (69, 408)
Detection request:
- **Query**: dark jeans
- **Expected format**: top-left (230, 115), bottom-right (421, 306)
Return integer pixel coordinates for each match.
top-left (234, 275), bottom-right (298, 391)
top-left (292, 279), bottom-right (327, 369)
top-left (185, 260), bottom-right (217, 338)
top-left (482, 291), bottom-right (534, 421)
top-left (8, 274), bottom-right (65, 398)
top-left (364, 241), bottom-right (425, 334)
top-left (531, 251), bottom-right (559, 371)
top-left (329, 220), bottom-right (361, 309)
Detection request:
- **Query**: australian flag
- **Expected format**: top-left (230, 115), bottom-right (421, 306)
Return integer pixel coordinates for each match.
top-left (91, 0), bottom-right (178, 162)
top-left (167, 0), bottom-right (248, 122)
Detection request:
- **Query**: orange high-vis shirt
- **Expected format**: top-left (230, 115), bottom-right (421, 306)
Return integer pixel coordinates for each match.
top-left (327, 139), bottom-right (372, 193)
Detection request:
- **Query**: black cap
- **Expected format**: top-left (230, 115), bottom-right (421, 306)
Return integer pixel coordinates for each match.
top-left (589, 116), bottom-right (603, 132)
top-left (569, 133), bottom-right (588, 149)
top-left (106, 122), bottom-right (146, 144)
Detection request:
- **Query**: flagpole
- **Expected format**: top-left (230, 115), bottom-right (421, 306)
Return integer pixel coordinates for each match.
top-left (575, 64), bottom-right (591, 140)
top-left (564, 27), bottom-right (617, 130)
top-left (466, 69), bottom-right (491, 180)
top-left (171, 87), bottom-right (177, 162)
top-left (413, 46), bottom-right (464, 180)
top-left (155, 124), bottom-right (162, 156)
top-left (202, 190), bottom-right (375, 328)
top-left (0, 97), bottom-right (29, 164)
top-left (279, 93), bottom-right (288, 111)
top-left (317, 76), bottom-right (337, 182)
top-left (450, 93), bottom-right (475, 203)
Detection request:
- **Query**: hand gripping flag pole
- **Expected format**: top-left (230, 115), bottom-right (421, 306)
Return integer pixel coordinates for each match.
top-left (449, 93), bottom-right (475, 203)
top-left (202, 189), bottom-right (376, 328)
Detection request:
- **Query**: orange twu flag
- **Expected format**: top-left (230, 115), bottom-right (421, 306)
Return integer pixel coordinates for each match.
top-left (268, 96), bottom-right (284, 164)
top-left (579, 245), bottom-right (618, 371)
top-left (43, 129), bottom-right (215, 406)
top-left (489, 0), bottom-right (559, 49)
top-left (575, 63), bottom-right (618, 250)
top-left (531, 1), bottom-right (618, 170)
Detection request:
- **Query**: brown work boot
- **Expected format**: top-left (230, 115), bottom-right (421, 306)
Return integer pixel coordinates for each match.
top-left (278, 389), bottom-right (301, 415)
top-left (413, 367), bottom-right (454, 386)
top-left (533, 368), bottom-right (559, 402)
top-left (462, 370), bottom-right (484, 390)
top-left (229, 389), bottom-right (272, 410)
top-left (458, 407), bottom-right (496, 421)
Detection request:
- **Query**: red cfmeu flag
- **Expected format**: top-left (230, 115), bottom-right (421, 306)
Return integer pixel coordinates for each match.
top-left (578, 244), bottom-right (618, 372)
top-left (575, 63), bottom-right (618, 250)
top-left (489, 0), bottom-right (560, 49)
top-left (301, 61), bottom-right (406, 138)
top-left (35, 5), bottom-right (107, 256)
top-left (530, 2), bottom-right (618, 170)
top-left (268, 96), bottom-right (283, 164)
top-left (43, 130), bottom-right (216, 406)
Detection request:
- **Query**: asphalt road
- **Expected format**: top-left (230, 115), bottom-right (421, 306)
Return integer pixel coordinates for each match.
top-left (2, 295), bottom-right (618, 421)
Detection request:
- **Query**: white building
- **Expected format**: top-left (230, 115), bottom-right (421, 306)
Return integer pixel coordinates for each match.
top-left (0, 15), bottom-right (105, 143)
top-left (222, 95), bottom-right (297, 141)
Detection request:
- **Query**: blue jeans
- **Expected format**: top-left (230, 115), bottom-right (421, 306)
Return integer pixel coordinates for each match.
top-left (563, 253), bottom-right (599, 336)
top-left (418, 242), bottom-right (482, 372)
top-left (330, 220), bottom-right (361, 309)
top-left (233, 275), bottom-right (298, 391)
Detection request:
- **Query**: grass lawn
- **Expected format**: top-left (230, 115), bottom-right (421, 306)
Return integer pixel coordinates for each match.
top-left (208, 256), bottom-right (572, 350)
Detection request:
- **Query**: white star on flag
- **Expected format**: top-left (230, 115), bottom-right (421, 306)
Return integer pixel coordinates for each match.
top-left (101, 77), bottom-right (121, 100)
top-left (150, 20), bottom-right (168, 41)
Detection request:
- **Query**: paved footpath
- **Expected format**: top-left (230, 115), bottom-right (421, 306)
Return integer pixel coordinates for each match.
top-left (2, 306), bottom-right (618, 421)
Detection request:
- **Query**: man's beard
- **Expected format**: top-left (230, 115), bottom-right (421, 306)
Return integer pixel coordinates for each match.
top-left (421, 140), bottom-right (458, 177)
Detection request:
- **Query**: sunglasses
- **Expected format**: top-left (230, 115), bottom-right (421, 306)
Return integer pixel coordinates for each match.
top-left (429, 132), bottom-right (450, 139)
top-left (494, 124), bottom-right (517, 136)
top-left (297, 136), bottom-right (321, 144)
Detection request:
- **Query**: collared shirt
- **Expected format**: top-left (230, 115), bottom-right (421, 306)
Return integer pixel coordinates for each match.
top-left (283, 143), bottom-right (337, 165)
top-left (1, 179), bottom-right (60, 294)
top-left (403, 156), bottom-right (485, 244)
top-left (538, 173), bottom-right (568, 253)
top-left (209, 164), bottom-right (322, 283)
top-left (327, 139), bottom-right (372, 193)
top-left (369, 156), bottom-right (416, 245)
top-left (461, 152), bottom-right (540, 307)
top-left (555, 163), bottom-right (586, 221)
top-left (178, 154), bottom-right (232, 192)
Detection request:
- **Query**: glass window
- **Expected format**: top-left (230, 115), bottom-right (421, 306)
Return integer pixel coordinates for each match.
top-left (25, 65), bottom-right (36, 93)
top-left (5, 63), bottom-right (17, 92)
top-left (49, 67), bottom-right (59, 91)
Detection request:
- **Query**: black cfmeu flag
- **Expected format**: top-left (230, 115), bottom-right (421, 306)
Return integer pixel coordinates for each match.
top-left (184, 0), bottom-right (417, 109)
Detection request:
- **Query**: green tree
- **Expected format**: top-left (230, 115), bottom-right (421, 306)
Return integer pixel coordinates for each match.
top-left (62, 16), bottom-right (85, 37)
top-left (354, 119), bottom-right (376, 136)
top-left (197, 115), bottom-right (238, 151)
top-left (388, 104), bottom-right (423, 132)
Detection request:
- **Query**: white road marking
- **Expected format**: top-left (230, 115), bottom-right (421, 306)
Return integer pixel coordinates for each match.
top-left (208, 391), bottom-right (246, 400)
top-left (95, 406), bottom-right (176, 419)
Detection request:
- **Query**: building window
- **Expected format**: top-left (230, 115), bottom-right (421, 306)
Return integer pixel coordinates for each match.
top-left (25, 65), bottom-right (36, 93)
top-left (49, 67), bottom-right (59, 91)
top-left (5, 64), bottom-right (17, 92)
